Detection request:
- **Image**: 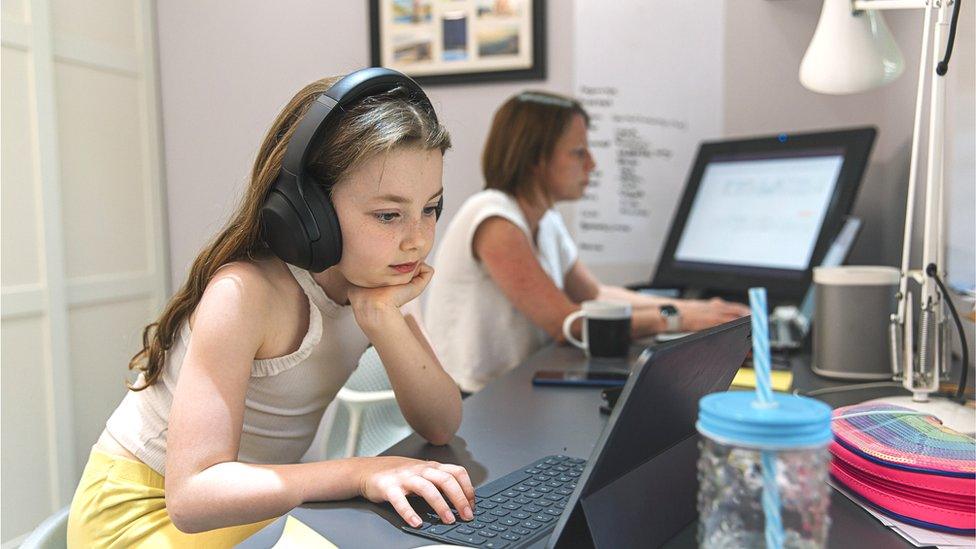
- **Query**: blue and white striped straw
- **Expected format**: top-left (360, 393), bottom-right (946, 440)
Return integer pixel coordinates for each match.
top-left (748, 287), bottom-right (773, 405)
top-left (749, 287), bottom-right (783, 549)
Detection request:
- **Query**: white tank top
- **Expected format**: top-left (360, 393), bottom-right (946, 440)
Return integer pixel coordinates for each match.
top-left (425, 190), bottom-right (578, 393)
top-left (106, 264), bottom-right (369, 474)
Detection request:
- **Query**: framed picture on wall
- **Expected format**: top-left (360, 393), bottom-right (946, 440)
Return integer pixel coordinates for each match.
top-left (369, 0), bottom-right (546, 85)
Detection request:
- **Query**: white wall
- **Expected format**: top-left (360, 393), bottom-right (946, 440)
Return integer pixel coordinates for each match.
top-left (159, 1), bottom-right (973, 290)
top-left (156, 1), bottom-right (575, 285)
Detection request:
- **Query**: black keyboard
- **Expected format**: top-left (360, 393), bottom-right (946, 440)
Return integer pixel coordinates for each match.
top-left (402, 455), bottom-right (586, 548)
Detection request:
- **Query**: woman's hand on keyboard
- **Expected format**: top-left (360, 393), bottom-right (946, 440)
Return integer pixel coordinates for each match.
top-left (676, 297), bottom-right (750, 331)
top-left (358, 456), bottom-right (476, 528)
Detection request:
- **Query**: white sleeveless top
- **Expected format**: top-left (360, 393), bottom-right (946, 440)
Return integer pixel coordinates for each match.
top-left (425, 190), bottom-right (578, 393)
top-left (106, 264), bottom-right (369, 475)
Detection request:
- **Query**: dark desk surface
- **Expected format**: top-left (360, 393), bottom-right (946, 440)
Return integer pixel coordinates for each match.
top-left (240, 343), bottom-right (920, 548)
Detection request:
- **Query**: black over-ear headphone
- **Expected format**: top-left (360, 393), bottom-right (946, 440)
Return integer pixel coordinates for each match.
top-left (260, 67), bottom-right (442, 272)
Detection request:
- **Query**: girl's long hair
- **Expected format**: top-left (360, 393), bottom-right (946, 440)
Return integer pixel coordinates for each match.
top-left (128, 75), bottom-right (450, 390)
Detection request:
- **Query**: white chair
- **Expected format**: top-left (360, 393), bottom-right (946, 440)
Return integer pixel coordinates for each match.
top-left (321, 346), bottom-right (414, 459)
top-left (20, 505), bottom-right (69, 549)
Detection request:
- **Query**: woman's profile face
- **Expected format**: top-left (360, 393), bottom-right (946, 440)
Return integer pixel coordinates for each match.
top-left (330, 146), bottom-right (443, 288)
top-left (539, 113), bottom-right (595, 202)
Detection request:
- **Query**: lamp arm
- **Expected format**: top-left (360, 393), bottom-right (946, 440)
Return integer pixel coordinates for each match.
top-left (852, 0), bottom-right (929, 11)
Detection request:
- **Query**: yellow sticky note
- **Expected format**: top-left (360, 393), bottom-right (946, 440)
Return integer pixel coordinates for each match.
top-left (271, 515), bottom-right (338, 549)
top-left (731, 367), bottom-right (793, 392)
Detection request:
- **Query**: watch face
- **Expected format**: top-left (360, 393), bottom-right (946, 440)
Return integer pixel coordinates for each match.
top-left (660, 305), bottom-right (679, 317)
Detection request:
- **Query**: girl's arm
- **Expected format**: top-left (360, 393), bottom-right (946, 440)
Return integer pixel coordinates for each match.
top-left (347, 264), bottom-right (462, 446)
top-left (165, 265), bottom-right (473, 533)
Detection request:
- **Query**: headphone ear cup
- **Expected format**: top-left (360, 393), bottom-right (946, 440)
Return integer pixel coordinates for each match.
top-left (435, 195), bottom-right (444, 221)
top-left (260, 190), bottom-right (313, 270)
top-left (302, 182), bottom-right (342, 272)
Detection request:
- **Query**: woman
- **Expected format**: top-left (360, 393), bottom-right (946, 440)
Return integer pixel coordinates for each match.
top-left (425, 91), bottom-right (749, 394)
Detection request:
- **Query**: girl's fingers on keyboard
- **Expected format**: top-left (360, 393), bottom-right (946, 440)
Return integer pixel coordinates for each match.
top-left (422, 467), bottom-right (473, 520)
top-left (405, 475), bottom-right (454, 524)
top-left (386, 489), bottom-right (422, 528)
top-left (438, 463), bottom-right (476, 505)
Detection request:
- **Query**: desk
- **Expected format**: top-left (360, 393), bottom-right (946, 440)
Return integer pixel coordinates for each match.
top-left (240, 344), bottom-right (920, 548)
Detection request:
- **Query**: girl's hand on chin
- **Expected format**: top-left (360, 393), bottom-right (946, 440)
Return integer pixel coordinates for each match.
top-left (348, 263), bottom-right (434, 329)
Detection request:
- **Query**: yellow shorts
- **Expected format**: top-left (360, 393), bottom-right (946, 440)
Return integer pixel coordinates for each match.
top-left (67, 448), bottom-right (274, 548)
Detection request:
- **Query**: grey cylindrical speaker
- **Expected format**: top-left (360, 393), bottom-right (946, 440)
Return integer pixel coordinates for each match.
top-left (812, 266), bottom-right (899, 380)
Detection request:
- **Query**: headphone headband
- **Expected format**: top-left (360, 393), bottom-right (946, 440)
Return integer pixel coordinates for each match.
top-left (282, 68), bottom-right (434, 177)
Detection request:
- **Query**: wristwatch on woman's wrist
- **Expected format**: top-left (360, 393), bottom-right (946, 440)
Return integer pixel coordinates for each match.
top-left (659, 304), bottom-right (682, 333)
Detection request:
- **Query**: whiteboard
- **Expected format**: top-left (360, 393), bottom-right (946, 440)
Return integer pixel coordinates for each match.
top-left (573, 1), bottom-right (725, 272)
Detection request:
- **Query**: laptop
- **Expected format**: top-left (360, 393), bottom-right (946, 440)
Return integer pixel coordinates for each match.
top-left (402, 316), bottom-right (752, 548)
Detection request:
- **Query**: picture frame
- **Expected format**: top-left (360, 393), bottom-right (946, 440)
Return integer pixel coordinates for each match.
top-left (369, 0), bottom-right (546, 85)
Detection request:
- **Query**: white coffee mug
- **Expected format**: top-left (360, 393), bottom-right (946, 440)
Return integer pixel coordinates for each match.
top-left (562, 300), bottom-right (633, 358)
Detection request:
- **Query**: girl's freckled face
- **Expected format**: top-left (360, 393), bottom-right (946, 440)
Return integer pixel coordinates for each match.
top-left (329, 147), bottom-right (444, 288)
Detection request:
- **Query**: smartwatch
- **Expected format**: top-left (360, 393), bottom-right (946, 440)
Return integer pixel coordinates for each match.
top-left (659, 304), bottom-right (682, 333)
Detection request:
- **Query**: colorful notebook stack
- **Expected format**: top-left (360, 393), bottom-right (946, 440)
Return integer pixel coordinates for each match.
top-left (830, 403), bottom-right (976, 534)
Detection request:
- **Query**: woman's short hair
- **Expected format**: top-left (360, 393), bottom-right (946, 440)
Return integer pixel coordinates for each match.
top-left (481, 91), bottom-right (589, 198)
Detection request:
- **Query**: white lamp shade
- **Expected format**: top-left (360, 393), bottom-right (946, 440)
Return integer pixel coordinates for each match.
top-left (800, 0), bottom-right (905, 95)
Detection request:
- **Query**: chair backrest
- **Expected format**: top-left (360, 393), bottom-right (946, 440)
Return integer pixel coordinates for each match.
top-left (20, 506), bottom-right (70, 549)
top-left (322, 347), bottom-right (413, 459)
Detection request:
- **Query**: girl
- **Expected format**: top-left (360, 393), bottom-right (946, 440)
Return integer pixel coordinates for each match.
top-left (67, 70), bottom-right (474, 547)
top-left (425, 91), bottom-right (750, 394)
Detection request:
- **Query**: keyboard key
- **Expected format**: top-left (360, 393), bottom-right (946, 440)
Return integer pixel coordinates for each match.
top-left (544, 458), bottom-right (558, 465)
top-left (489, 509), bottom-right (509, 517)
top-left (484, 541), bottom-right (510, 549)
top-left (502, 490), bottom-right (519, 498)
top-left (512, 511), bottom-right (530, 519)
top-left (512, 527), bottom-right (532, 536)
top-left (489, 523), bottom-right (508, 532)
top-left (513, 485), bottom-right (530, 492)
top-left (546, 481), bottom-right (562, 488)
top-left (533, 514), bottom-right (554, 523)
top-left (455, 525), bottom-right (476, 535)
top-left (537, 486), bottom-right (552, 493)
top-left (525, 468), bottom-right (540, 474)
top-left (524, 480), bottom-right (541, 487)
top-left (501, 533), bottom-right (522, 541)
top-left (556, 488), bottom-right (574, 495)
top-left (480, 514), bottom-right (497, 523)
top-left (545, 494), bottom-right (563, 501)
top-left (522, 520), bottom-right (543, 530)
top-left (513, 496), bottom-right (532, 505)
top-left (501, 503), bottom-right (520, 510)
top-left (557, 476), bottom-right (572, 483)
top-left (544, 507), bottom-right (562, 516)
top-left (428, 524), bottom-right (456, 535)
top-left (499, 517), bottom-right (520, 526)
top-left (490, 496), bottom-right (509, 504)
top-left (537, 464), bottom-right (551, 470)
top-left (553, 465), bottom-right (568, 472)
top-left (470, 521), bottom-right (486, 529)
top-left (524, 505), bottom-right (542, 513)
top-left (526, 491), bottom-right (542, 499)
top-left (446, 532), bottom-right (486, 545)
top-left (480, 501), bottom-right (498, 509)
top-left (479, 529), bottom-right (497, 538)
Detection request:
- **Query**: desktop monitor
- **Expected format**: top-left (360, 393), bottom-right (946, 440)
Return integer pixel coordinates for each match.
top-left (650, 127), bottom-right (877, 304)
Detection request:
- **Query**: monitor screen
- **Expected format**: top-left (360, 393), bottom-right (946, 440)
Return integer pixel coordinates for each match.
top-left (650, 127), bottom-right (876, 303)
top-left (673, 149), bottom-right (844, 271)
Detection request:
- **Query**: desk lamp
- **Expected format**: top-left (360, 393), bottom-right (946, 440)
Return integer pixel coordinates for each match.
top-left (800, 0), bottom-right (973, 434)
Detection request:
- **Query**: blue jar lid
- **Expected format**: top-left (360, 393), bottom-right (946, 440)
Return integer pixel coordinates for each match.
top-left (697, 391), bottom-right (833, 450)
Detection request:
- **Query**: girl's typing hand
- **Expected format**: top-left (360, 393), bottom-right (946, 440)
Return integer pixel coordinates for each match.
top-left (348, 263), bottom-right (434, 330)
top-left (358, 456), bottom-right (476, 528)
